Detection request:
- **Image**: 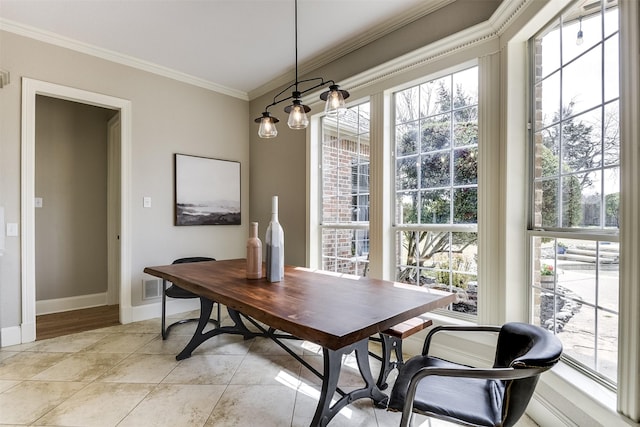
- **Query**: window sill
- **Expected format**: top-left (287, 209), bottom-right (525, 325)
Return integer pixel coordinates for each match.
top-left (530, 361), bottom-right (637, 426)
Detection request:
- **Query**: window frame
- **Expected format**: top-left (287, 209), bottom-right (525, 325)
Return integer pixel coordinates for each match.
top-left (391, 65), bottom-right (480, 319)
top-left (527, 0), bottom-right (621, 389)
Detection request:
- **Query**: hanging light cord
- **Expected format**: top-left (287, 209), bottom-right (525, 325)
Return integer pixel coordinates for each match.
top-left (256, 0), bottom-right (347, 116)
top-left (294, 0), bottom-right (299, 94)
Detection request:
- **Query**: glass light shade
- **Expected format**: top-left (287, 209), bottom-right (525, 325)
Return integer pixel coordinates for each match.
top-left (576, 30), bottom-right (584, 45)
top-left (258, 116), bottom-right (278, 138)
top-left (324, 89), bottom-right (347, 116)
top-left (287, 103), bottom-right (309, 129)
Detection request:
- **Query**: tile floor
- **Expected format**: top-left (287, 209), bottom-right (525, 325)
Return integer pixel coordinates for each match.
top-left (0, 308), bottom-right (539, 427)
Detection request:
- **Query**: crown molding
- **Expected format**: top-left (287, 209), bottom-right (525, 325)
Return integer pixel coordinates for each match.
top-left (312, 0), bottom-right (529, 100)
top-left (0, 18), bottom-right (249, 101)
top-left (248, 0), bottom-right (456, 101)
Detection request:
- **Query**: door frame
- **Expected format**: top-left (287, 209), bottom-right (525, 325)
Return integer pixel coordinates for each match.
top-left (20, 78), bottom-right (132, 342)
top-left (107, 114), bottom-right (121, 306)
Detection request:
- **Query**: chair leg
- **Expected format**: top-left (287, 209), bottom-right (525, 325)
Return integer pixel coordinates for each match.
top-left (161, 279), bottom-right (168, 340)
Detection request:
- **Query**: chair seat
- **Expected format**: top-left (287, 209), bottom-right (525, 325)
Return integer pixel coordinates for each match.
top-left (389, 356), bottom-right (506, 426)
top-left (165, 284), bottom-right (197, 299)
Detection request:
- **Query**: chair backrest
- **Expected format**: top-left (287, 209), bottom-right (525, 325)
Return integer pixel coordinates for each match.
top-left (172, 257), bottom-right (216, 265)
top-left (494, 322), bottom-right (563, 426)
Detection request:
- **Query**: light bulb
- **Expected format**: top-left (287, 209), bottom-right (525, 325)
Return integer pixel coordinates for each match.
top-left (324, 89), bottom-right (346, 116)
top-left (576, 30), bottom-right (584, 46)
top-left (256, 112), bottom-right (278, 138)
top-left (287, 102), bottom-right (309, 129)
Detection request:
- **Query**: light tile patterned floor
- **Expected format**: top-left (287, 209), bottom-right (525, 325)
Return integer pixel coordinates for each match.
top-left (0, 309), bottom-right (539, 427)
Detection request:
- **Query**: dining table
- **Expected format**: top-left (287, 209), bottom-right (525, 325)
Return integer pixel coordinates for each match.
top-left (144, 258), bottom-right (454, 426)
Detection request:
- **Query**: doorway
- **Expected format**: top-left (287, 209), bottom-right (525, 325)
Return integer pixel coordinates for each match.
top-left (34, 97), bottom-right (116, 328)
top-left (21, 78), bottom-right (133, 344)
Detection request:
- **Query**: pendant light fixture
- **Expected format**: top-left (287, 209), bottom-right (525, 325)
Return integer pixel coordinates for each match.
top-left (254, 0), bottom-right (350, 138)
top-left (576, 16), bottom-right (584, 46)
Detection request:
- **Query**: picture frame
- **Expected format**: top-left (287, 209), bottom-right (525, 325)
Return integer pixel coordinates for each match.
top-left (174, 153), bottom-right (241, 226)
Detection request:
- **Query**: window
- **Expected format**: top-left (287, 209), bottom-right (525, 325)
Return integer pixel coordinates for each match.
top-left (320, 103), bottom-right (370, 275)
top-left (394, 67), bottom-right (479, 316)
top-left (530, 0), bottom-right (619, 387)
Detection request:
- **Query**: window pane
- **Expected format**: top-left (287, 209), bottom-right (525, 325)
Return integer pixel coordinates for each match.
top-left (421, 189), bottom-right (450, 224)
top-left (421, 152), bottom-right (450, 188)
top-left (454, 147), bottom-right (478, 185)
top-left (539, 177), bottom-right (559, 228)
top-left (537, 72), bottom-right (561, 128)
top-left (421, 114), bottom-right (450, 152)
top-left (598, 311), bottom-right (618, 383)
top-left (562, 47), bottom-right (602, 117)
top-left (396, 156), bottom-right (419, 191)
top-left (604, 5), bottom-right (618, 38)
top-left (396, 122), bottom-right (419, 156)
top-left (561, 108), bottom-right (602, 171)
top-left (535, 20), bottom-right (560, 81)
top-left (454, 107), bottom-right (478, 147)
top-left (604, 167), bottom-right (620, 229)
top-left (397, 190), bottom-right (418, 225)
top-left (453, 67), bottom-right (478, 107)
top-left (421, 76), bottom-right (450, 118)
top-left (604, 35), bottom-right (619, 102)
top-left (454, 187), bottom-right (477, 224)
top-left (396, 87), bottom-right (419, 123)
top-left (603, 101), bottom-right (620, 167)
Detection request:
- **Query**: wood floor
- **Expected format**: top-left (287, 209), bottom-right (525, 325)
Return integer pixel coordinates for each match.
top-left (36, 305), bottom-right (120, 340)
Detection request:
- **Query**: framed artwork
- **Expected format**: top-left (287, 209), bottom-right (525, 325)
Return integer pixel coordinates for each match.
top-left (174, 154), bottom-right (241, 225)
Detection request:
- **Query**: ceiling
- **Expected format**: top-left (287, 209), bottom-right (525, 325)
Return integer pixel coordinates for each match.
top-left (0, 0), bottom-right (453, 99)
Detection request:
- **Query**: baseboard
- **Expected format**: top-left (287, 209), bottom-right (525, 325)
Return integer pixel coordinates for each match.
top-left (130, 298), bottom-right (200, 323)
top-left (36, 293), bottom-right (107, 315)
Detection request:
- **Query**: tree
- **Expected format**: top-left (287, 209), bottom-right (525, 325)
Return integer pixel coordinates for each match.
top-left (540, 144), bottom-right (582, 227)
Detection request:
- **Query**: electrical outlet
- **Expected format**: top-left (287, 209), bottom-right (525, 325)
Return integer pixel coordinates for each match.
top-left (143, 197), bottom-right (151, 208)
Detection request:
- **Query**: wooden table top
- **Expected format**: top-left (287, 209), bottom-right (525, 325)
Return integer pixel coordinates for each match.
top-left (144, 258), bottom-right (455, 351)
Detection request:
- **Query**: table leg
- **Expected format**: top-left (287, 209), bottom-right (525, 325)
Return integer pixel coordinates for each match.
top-left (376, 334), bottom-right (403, 390)
top-left (311, 338), bottom-right (388, 427)
top-left (175, 301), bottom-right (257, 360)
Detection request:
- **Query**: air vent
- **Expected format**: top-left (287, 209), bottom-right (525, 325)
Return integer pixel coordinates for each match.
top-left (143, 278), bottom-right (161, 300)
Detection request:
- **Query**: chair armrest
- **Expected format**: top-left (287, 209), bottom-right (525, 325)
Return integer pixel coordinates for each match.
top-left (401, 365), bottom-right (545, 427)
top-left (422, 325), bottom-right (502, 355)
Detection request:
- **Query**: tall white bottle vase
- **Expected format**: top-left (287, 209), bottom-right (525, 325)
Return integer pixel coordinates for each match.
top-left (265, 196), bottom-right (284, 282)
top-left (246, 222), bottom-right (263, 279)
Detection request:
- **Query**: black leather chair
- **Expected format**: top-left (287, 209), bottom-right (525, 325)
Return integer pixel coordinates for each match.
top-left (161, 257), bottom-right (220, 339)
top-left (388, 322), bottom-right (563, 427)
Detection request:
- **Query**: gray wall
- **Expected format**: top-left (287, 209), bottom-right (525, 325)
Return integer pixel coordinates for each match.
top-left (35, 96), bottom-right (115, 301)
top-left (0, 30), bottom-right (250, 330)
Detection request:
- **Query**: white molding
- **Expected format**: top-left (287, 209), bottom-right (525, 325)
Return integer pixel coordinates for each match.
top-left (35, 293), bottom-right (107, 316)
top-left (0, 18), bottom-right (248, 101)
top-left (21, 78), bottom-right (133, 344)
top-left (130, 299), bottom-right (200, 323)
top-left (617, 0), bottom-right (640, 421)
